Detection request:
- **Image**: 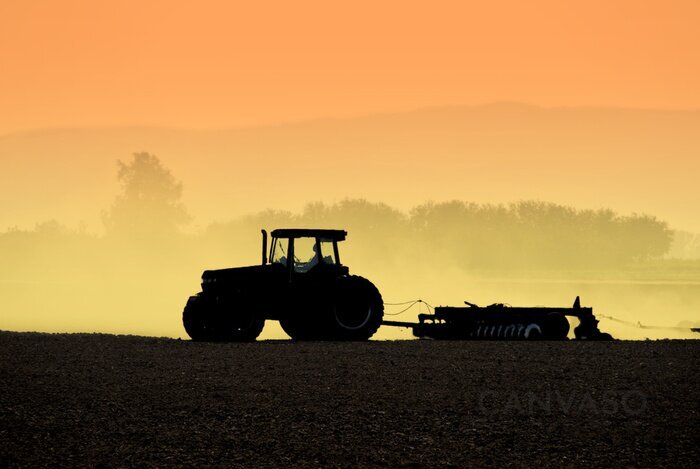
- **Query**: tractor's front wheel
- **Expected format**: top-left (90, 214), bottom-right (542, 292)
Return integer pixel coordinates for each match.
top-left (218, 314), bottom-right (265, 342)
top-left (183, 294), bottom-right (265, 342)
top-left (183, 295), bottom-right (213, 341)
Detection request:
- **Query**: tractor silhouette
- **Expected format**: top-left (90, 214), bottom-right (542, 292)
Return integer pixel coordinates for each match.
top-left (183, 229), bottom-right (383, 341)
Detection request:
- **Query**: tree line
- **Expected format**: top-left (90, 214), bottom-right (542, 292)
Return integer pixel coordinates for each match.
top-left (0, 153), bottom-right (674, 277)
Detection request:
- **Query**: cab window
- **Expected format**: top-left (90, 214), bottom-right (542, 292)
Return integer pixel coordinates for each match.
top-left (271, 238), bottom-right (288, 266)
top-left (318, 239), bottom-right (336, 265)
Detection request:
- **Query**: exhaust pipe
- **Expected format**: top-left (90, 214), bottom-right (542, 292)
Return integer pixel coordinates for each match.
top-left (261, 229), bottom-right (268, 265)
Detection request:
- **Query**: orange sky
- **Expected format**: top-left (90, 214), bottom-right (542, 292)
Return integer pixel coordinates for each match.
top-left (1, 0), bottom-right (699, 134)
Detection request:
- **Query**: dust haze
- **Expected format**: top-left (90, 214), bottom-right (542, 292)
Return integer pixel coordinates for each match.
top-left (1, 146), bottom-right (698, 340)
top-left (1, 106), bottom-right (699, 339)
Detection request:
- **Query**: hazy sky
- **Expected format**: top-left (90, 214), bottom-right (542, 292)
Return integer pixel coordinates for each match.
top-left (1, 2), bottom-right (699, 339)
top-left (1, 0), bottom-right (699, 133)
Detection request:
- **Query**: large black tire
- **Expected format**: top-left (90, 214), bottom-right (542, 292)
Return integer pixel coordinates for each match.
top-left (280, 275), bottom-right (384, 341)
top-left (218, 314), bottom-right (266, 342)
top-left (279, 293), bottom-right (331, 341)
top-left (279, 315), bottom-right (322, 341)
top-left (183, 295), bottom-right (214, 341)
top-left (329, 275), bottom-right (384, 340)
top-left (182, 294), bottom-right (265, 342)
top-left (540, 313), bottom-right (571, 339)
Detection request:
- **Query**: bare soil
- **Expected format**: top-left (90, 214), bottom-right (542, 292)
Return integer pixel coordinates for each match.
top-left (1, 331), bottom-right (698, 467)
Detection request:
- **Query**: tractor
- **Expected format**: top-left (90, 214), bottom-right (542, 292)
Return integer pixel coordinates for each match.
top-left (183, 229), bottom-right (384, 341)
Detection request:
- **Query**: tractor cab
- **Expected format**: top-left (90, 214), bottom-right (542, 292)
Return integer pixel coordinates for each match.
top-left (263, 229), bottom-right (349, 277)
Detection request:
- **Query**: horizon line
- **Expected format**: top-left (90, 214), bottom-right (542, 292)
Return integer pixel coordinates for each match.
top-left (2, 101), bottom-right (700, 138)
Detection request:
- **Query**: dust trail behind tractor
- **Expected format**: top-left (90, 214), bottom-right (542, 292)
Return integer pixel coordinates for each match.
top-left (383, 296), bottom-right (613, 340)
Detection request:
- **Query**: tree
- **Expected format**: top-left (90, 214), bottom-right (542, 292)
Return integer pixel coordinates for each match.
top-left (104, 152), bottom-right (189, 238)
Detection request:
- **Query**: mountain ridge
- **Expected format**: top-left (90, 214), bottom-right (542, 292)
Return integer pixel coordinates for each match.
top-left (3, 102), bottom-right (700, 138)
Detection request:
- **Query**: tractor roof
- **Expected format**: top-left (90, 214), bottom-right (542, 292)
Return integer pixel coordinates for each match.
top-left (271, 229), bottom-right (347, 240)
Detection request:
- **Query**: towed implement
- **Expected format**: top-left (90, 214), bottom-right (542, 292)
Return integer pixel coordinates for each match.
top-left (383, 297), bottom-right (613, 340)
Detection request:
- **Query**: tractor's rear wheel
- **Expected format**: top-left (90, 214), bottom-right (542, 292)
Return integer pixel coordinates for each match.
top-left (329, 275), bottom-right (384, 340)
top-left (281, 275), bottom-right (384, 341)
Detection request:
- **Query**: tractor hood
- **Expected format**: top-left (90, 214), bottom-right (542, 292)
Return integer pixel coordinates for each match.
top-left (202, 265), bottom-right (269, 282)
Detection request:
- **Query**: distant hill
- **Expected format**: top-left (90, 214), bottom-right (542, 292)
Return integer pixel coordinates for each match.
top-left (2, 103), bottom-right (699, 232)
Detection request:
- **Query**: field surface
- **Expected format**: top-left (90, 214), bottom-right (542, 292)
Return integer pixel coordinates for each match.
top-left (1, 332), bottom-right (698, 467)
